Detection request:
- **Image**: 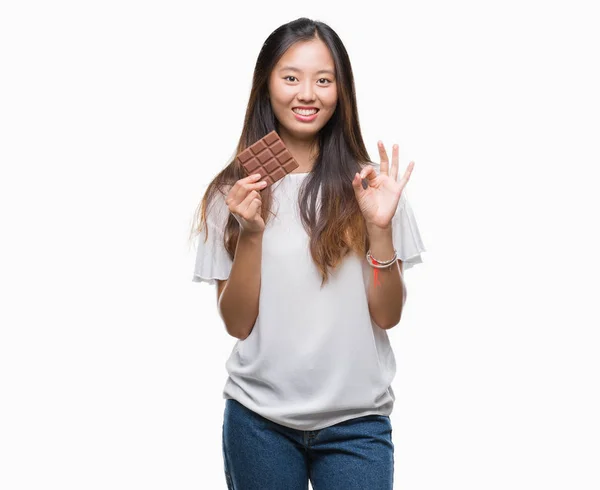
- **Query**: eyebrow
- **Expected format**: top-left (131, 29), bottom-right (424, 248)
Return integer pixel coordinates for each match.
top-left (278, 65), bottom-right (335, 76)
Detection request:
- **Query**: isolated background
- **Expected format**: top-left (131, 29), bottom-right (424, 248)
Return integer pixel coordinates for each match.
top-left (1, 0), bottom-right (599, 489)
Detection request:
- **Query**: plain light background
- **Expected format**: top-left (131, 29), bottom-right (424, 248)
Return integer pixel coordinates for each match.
top-left (1, 0), bottom-right (599, 489)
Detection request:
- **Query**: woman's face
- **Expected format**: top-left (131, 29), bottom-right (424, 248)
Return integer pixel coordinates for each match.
top-left (268, 38), bottom-right (338, 142)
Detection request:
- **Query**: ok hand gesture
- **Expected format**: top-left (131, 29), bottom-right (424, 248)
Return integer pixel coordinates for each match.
top-left (351, 141), bottom-right (415, 229)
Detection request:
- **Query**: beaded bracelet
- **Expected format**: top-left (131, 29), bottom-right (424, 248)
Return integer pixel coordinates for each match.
top-left (366, 249), bottom-right (398, 268)
top-left (366, 249), bottom-right (398, 287)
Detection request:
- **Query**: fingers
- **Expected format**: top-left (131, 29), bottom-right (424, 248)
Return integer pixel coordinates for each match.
top-left (226, 173), bottom-right (267, 209)
top-left (359, 164), bottom-right (376, 183)
top-left (377, 141), bottom-right (401, 180)
top-left (398, 161), bottom-right (415, 191)
top-left (353, 164), bottom-right (376, 193)
top-left (377, 141), bottom-right (389, 175)
top-left (245, 193), bottom-right (262, 218)
top-left (352, 171), bottom-right (366, 196)
top-left (378, 141), bottom-right (400, 180)
top-left (224, 173), bottom-right (267, 234)
top-left (391, 144), bottom-right (399, 181)
top-left (238, 189), bottom-right (262, 216)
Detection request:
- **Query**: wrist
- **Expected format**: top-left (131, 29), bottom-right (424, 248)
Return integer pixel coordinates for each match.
top-left (366, 222), bottom-right (392, 238)
top-left (239, 229), bottom-right (264, 243)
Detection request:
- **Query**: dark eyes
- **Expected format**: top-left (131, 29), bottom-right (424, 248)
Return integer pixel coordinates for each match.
top-left (284, 76), bottom-right (332, 84)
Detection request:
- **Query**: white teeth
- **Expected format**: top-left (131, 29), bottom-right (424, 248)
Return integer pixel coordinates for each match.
top-left (293, 108), bottom-right (318, 115)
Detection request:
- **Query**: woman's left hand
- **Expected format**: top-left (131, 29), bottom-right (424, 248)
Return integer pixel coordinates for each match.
top-left (352, 141), bottom-right (415, 229)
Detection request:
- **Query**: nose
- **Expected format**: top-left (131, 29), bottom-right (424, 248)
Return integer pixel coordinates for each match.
top-left (297, 80), bottom-right (316, 103)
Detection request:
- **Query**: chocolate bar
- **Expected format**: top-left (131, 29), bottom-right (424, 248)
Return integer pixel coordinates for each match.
top-left (236, 131), bottom-right (299, 186)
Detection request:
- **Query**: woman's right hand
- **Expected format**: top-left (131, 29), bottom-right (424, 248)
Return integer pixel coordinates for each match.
top-left (225, 173), bottom-right (268, 234)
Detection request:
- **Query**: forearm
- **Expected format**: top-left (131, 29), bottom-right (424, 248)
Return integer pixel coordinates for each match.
top-left (218, 230), bottom-right (263, 340)
top-left (366, 224), bottom-right (406, 329)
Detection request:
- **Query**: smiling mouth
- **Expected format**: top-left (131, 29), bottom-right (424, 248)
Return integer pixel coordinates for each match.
top-left (292, 108), bottom-right (319, 116)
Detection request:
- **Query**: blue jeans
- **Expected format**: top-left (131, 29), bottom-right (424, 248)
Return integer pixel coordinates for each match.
top-left (222, 398), bottom-right (394, 489)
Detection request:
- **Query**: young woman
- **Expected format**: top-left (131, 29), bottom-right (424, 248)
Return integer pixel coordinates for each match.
top-left (191, 17), bottom-right (426, 490)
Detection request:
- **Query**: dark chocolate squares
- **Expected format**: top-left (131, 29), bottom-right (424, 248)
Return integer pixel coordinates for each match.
top-left (236, 131), bottom-right (299, 186)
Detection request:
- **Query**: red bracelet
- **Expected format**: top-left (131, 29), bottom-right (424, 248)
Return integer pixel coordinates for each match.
top-left (366, 249), bottom-right (398, 287)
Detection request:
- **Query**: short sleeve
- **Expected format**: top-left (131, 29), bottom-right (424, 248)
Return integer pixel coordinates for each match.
top-left (191, 191), bottom-right (234, 285)
top-left (392, 191), bottom-right (426, 271)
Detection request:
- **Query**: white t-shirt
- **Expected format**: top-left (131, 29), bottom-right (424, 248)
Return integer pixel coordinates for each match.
top-left (192, 163), bottom-right (426, 431)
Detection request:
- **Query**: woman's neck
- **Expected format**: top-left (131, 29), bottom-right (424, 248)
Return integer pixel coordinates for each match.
top-left (279, 131), bottom-right (319, 173)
